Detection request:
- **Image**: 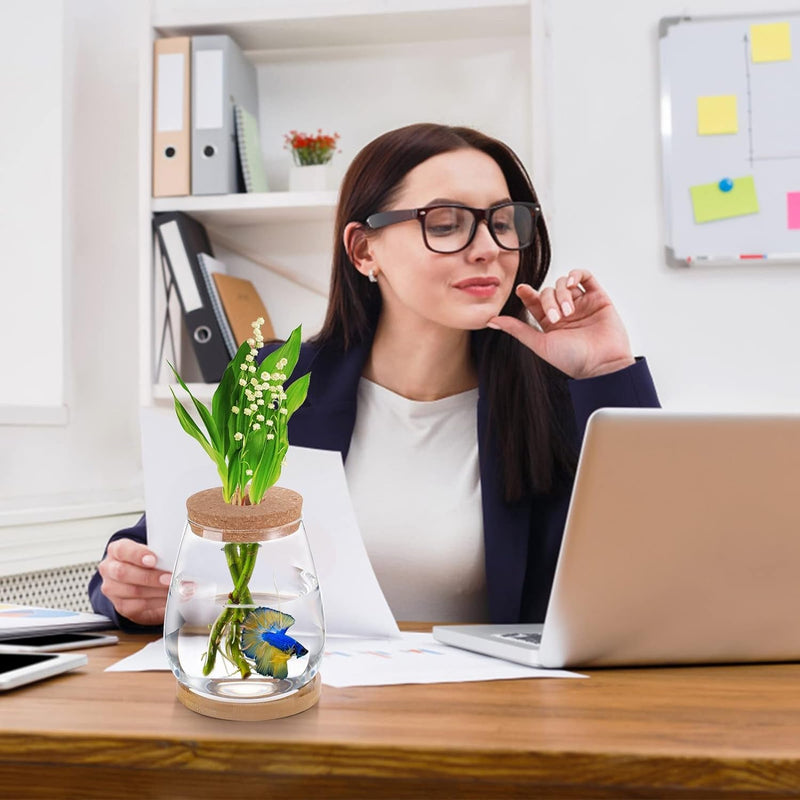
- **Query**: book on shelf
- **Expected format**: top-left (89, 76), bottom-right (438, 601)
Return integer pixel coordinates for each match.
top-left (212, 273), bottom-right (275, 347)
top-left (197, 253), bottom-right (239, 359)
top-left (235, 104), bottom-right (269, 193)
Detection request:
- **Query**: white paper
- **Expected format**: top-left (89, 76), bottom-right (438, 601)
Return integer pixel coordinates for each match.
top-left (319, 633), bottom-right (585, 687)
top-left (105, 639), bottom-right (167, 672)
top-left (140, 407), bottom-right (400, 639)
top-left (106, 633), bottom-right (585, 685)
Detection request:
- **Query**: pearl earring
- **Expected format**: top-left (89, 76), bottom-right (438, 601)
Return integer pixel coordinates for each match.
top-left (368, 269), bottom-right (378, 283)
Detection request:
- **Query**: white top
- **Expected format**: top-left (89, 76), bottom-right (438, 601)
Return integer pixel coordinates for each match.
top-left (344, 378), bottom-right (488, 623)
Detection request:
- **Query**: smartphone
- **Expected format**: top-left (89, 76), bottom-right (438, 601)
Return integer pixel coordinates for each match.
top-left (0, 650), bottom-right (88, 691)
top-left (0, 632), bottom-right (119, 652)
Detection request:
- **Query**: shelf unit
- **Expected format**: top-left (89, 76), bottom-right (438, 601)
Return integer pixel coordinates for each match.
top-left (152, 1), bottom-right (530, 51)
top-left (151, 190), bottom-right (338, 225)
top-left (141, 0), bottom-right (537, 405)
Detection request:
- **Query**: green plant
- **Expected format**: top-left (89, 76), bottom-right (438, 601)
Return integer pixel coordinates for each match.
top-left (169, 319), bottom-right (310, 677)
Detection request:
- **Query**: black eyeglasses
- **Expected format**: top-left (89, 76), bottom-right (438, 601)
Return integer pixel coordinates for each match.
top-left (364, 202), bottom-right (540, 254)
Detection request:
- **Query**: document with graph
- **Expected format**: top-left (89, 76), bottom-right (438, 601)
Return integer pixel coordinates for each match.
top-left (0, 604), bottom-right (111, 639)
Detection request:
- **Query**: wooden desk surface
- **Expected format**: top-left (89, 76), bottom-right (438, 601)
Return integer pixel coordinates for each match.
top-left (1, 632), bottom-right (800, 799)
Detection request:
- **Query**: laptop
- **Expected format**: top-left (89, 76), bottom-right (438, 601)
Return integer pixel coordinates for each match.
top-left (433, 408), bottom-right (800, 668)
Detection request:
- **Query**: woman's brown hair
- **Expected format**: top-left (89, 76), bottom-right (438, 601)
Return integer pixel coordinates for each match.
top-left (313, 123), bottom-right (576, 501)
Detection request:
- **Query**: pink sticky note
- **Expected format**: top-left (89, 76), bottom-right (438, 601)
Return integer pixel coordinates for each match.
top-left (788, 193), bottom-right (800, 229)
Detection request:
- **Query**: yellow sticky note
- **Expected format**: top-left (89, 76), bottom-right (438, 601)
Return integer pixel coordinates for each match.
top-left (750, 22), bottom-right (792, 63)
top-left (690, 176), bottom-right (759, 224)
top-left (697, 95), bottom-right (738, 135)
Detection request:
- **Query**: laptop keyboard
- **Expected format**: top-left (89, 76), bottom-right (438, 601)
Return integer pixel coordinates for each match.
top-left (494, 631), bottom-right (542, 647)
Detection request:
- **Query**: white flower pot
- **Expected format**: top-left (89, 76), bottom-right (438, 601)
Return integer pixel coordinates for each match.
top-left (288, 163), bottom-right (333, 192)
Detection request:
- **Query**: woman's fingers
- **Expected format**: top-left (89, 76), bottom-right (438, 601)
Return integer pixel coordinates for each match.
top-left (554, 276), bottom-right (575, 317)
top-left (517, 283), bottom-right (571, 327)
top-left (106, 538), bottom-right (159, 569)
top-left (113, 598), bottom-right (167, 627)
top-left (487, 313), bottom-right (547, 357)
top-left (99, 537), bottom-right (171, 625)
top-left (99, 576), bottom-right (169, 601)
top-left (517, 269), bottom-right (596, 326)
top-left (99, 573), bottom-right (168, 627)
top-left (515, 284), bottom-right (550, 326)
top-left (98, 556), bottom-right (171, 590)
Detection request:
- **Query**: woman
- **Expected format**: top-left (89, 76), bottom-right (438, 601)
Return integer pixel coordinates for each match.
top-left (90, 123), bottom-right (658, 629)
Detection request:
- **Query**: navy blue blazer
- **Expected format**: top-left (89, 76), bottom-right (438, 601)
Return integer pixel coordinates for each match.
top-left (90, 340), bottom-right (659, 629)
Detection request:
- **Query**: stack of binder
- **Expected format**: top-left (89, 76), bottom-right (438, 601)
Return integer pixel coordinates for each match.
top-left (153, 211), bottom-right (274, 384)
top-left (152, 34), bottom-right (262, 197)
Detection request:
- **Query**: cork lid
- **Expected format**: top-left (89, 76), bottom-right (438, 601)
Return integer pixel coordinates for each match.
top-left (186, 486), bottom-right (303, 542)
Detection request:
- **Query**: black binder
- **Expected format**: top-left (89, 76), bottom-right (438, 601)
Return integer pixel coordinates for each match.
top-left (152, 211), bottom-right (230, 383)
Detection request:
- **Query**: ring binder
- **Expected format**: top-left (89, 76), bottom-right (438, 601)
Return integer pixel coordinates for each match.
top-left (152, 37), bottom-right (191, 197)
top-left (192, 35), bottom-right (258, 195)
top-left (152, 212), bottom-right (230, 382)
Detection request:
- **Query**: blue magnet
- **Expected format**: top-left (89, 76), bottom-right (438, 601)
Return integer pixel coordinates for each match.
top-left (718, 177), bottom-right (734, 192)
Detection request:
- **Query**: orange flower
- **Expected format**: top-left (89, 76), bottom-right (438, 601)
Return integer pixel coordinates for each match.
top-left (284, 130), bottom-right (341, 166)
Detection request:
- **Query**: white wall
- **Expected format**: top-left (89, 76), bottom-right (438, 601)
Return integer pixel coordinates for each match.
top-left (540, 0), bottom-right (800, 411)
top-left (0, 1), bottom-right (146, 573)
top-left (0, 1), bottom-right (64, 419)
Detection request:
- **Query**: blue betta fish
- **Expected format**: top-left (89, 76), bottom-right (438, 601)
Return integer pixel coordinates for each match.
top-left (241, 607), bottom-right (308, 679)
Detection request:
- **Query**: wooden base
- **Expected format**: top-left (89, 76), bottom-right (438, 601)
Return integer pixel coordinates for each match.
top-left (176, 673), bottom-right (321, 721)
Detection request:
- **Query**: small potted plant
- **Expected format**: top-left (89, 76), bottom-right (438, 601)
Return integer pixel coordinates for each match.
top-left (284, 128), bottom-right (341, 192)
top-left (163, 319), bottom-right (325, 721)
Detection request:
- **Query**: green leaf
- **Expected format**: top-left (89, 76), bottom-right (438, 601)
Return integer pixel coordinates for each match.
top-left (170, 389), bottom-right (226, 478)
top-left (213, 338), bottom-right (251, 456)
top-left (266, 441), bottom-right (289, 491)
top-left (168, 362), bottom-right (222, 453)
top-left (277, 325), bottom-right (303, 379)
top-left (284, 372), bottom-right (310, 418)
top-left (250, 437), bottom-right (284, 504)
top-left (226, 448), bottom-right (242, 504)
top-left (248, 421), bottom-right (279, 503)
top-left (256, 325), bottom-right (303, 385)
top-left (242, 424), bottom-right (266, 480)
top-left (227, 405), bottom-right (247, 461)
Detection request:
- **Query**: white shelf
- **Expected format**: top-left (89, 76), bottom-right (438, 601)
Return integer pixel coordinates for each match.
top-left (153, 0), bottom-right (530, 52)
top-left (151, 191), bottom-right (338, 226)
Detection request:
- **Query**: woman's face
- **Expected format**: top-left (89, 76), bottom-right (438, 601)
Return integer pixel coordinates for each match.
top-left (366, 148), bottom-right (520, 332)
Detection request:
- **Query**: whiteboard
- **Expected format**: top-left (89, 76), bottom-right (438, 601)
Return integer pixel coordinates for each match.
top-left (660, 13), bottom-right (800, 264)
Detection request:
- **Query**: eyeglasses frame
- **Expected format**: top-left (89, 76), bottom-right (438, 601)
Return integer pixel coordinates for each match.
top-left (364, 201), bottom-right (541, 254)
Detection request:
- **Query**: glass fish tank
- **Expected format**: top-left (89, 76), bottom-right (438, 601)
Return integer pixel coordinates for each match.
top-left (164, 486), bottom-right (325, 720)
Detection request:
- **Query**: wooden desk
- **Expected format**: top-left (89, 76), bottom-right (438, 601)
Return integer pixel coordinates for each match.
top-left (1, 632), bottom-right (799, 799)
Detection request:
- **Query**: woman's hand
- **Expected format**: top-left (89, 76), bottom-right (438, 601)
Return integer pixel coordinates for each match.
top-left (97, 539), bottom-right (171, 626)
top-left (487, 269), bottom-right (635, 380)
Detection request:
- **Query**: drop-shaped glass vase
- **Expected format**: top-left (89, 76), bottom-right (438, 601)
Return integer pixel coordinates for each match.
top-left (164, 486), bottom-right (325, 720)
